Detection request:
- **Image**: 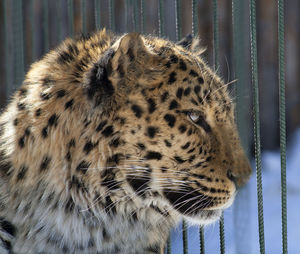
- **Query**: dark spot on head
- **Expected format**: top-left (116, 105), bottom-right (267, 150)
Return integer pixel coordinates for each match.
top-left (198, 77), bottom-right (204, 84)
top-left (83, 141), bottom-right (95, 155)
top-left (41, 126), bottom-right (48, 138)
top-left (17, 102), bottom-right (25, 111)
top-left (40, 92), bottom-right (51, 100)
top-left (174, 156), bottom-right (185, 164)
top-left (145, 151), bottom-right (162, 160)
top-left (68, 138), bottom-right (76, 148)
top-left (48, 114), bottom-right (59, 127)
top-left (189, 69), bottom-right (198, 77)
top-left (184, 87), bottom-right (191, 96)
top-left (169, 100), bottom-right (178, 110)
top-left (18, 136), bottom-right (25, 148)
top-left (76, 160), bottom-right (90, 174)
top-left (13, 118), bottom-right (18, 126)
top-left (35, 108), bottom-right (41, 117)
top-left (179, 59), bottom-right (187, 71)
top-left (164, 114), bottom-right (176, 127)
top-left (64, 197), bottom-right (75, 213)
top-left (56, 89), bottom-right (66, 98)
top-left (40, 156), bottom-right (51, 171)
top-left (65, 99), bottom-right (74, 110)
top-left (109, 137), bottom-right (121, 148)
top-left (176, 87), bottom-right (183, 99)
top-left (194, 85), bottom-right (201, 94)
top-left (147, 126), bottom-right (158, 138)
top-left (147, 98), bottom-right (156, 114)
top-left (168, 72), bottom-right (177, 84)
top-left (102, 125), bottom-right (114, 137)
top-left (131, 104), bottom-right (143, 118)
top-left (161, 91), bottom-right (169, 102)
top-left (96, 120), bottom-right (107, 132)
top-left (178, 124), bottom-right (187, 133)
top-left (17, 165), bottom-right (28, 181)
top-left (181, 142), bottom-right (190, 150)
top-left (164, 139), bottom-right (172, 147)
top-left (170, 55), bottom-right (178, 63)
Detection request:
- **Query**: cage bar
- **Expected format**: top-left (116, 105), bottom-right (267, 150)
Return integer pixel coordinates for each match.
top-left (278, 0), bottom-right (288, 253)
top-left (94, 0), bottom-right (101, 30)
top-left (81, 0), bottom-right (87, 34)
top-left (68, 0), bottom-right (74, 37)
top-left (192, 0), bottom-right (198, 36)
top-left (249, 0), bottom-right (266, 253)
top-left (158, 0), bottom-right (165, 37)
top-left (42, 0), bottom-right (49, 52)
top-left (175, 0), bottom-right (181, 41)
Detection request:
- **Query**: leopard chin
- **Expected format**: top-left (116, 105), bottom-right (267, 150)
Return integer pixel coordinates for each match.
top-left (185, 209), bottom-right (223, 225)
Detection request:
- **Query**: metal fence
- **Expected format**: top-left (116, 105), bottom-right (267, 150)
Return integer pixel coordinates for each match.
top-left (0, 0), bottom-right (288, 253)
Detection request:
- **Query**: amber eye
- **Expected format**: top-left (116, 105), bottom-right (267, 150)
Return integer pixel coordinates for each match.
top-left (188, 112), bottom-right (201, 123)
top-left (187, 111), bottom-right (212, 133)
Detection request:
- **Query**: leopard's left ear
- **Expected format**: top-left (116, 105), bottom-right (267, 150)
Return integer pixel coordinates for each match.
top-left (111, 32), bottom-right (162, 81)
top-left (176, 34), bottom-right (205, 55)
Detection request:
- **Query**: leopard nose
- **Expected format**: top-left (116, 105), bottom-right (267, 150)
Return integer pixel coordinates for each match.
top-left (227, 169), bottom-right (237, 188)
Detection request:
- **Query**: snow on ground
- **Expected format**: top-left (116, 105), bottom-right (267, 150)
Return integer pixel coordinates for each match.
top-left (170, 128), bottom-right (300, 254)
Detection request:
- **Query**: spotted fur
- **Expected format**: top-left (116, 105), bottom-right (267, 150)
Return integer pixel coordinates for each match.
top-left (0, 29), bottom-right (251, 253)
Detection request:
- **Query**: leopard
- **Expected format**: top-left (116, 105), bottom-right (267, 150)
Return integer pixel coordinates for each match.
top-left (0, 29), bottom-right (251, 254)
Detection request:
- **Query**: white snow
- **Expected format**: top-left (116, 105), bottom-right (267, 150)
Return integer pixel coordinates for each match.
top-left (170, 128), bottom-right (300, 254)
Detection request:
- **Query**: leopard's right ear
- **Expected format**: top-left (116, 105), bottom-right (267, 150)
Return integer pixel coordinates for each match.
top-left (176, 34), bottom-right (205, 55)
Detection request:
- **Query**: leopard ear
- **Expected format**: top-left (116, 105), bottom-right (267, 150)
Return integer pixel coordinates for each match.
top-left (176, 34), bottom-right (205, 55)
top-left (111, 32), bottom-right (163, 82)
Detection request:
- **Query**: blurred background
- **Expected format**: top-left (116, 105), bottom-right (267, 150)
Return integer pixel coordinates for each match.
top-left (0, 0), bottom-right (299, 253)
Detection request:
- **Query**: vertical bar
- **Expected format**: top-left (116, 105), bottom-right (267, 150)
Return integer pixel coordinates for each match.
top-left (42, 0), bottom-right (49, 52)
top-left (213, 0), bottom-right (219, 70)
top-left (126, 0), bottom-right (130, 31)
top-left (4, 0), bottom-right (12, 98)
top-left (133, 0), bottom-right (139, 32)
top-left (68, 0), bottom-right (74, 37)
top-left (175, 0), bottom-right (181, 41)
top-left (200, 226), bottom-right (205, 254)
top-left (140, 0), bottom-right (145, 34)
top-left (192, 0), bottom-right (198, 36)
top-left (232, 0), bottom-right (252, 252)
top-left (109, 0), bottom-right (115, 31)
top-left (278, 0), bottom-right (287, 253)
top-left (167, 235), bottom-right (171, 254)
top-left (13, 0), bottom-right (25, 88)
top-left (158, 0), bottom-right (165, 37)
top-left (212, 2), bottom-right (225, 253)
top-left (249, 0), bottom-right (265, 253)
top-left (30, 0), bottom-right (37, 62)
top-left (57, 0), bottom-right (63, 42)
top-left (81, 0), bottom-right (87, 34)
top-left (94, 0), bottom-right (101, 30)
top-left (182, 220), bottom-right (188, 254)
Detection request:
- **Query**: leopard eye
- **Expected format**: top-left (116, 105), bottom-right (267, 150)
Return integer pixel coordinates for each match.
top-left (187, 111), bottom-right (212, 133)
top-left (188, 112), bottom-right (201, 122)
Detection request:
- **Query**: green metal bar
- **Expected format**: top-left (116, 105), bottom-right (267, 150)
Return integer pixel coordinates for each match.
top-left (4, 0), bottom-right (12, 98)
top-left (109, 0), bottom-right (115, 31)
top-left (68, 0), bottom-right (74, 37)
top-left (94, 0), bottom-right (101, 30)
top-left (182, 220), bottom-right (188, 254)
top-left (192, 0), bottom-right (198, 36)
top-left (212, 2), bottom-right (225, 252)
top-left (167, 235), bottom-right (171, 254)
top-left (278, 0), bottom-right (288, 253)
top-left (140, 0), bottom-right (145, 34)
top-left (213, 0), bottom-right (219, 71)
top-left (133, 0), bottom-right (139, 32)
top-left (219, 214), bottom-right (225, 254)
top-left (13, 0), bottom-right (25, 88)
top-left (81, 0), bottom-right (87, 34)
top-left (200, 226), bottom-right (205, 254)
top-left (30, 0), bottom-right (37, 62)
top-left (42, 0), bottom-right (49, 52)
top-left (175, 0), bottom-right (181, 41)
top-left (57, 0), bottom-right (63, 42)
top-left (249, 0), bottom-right (265, 253)
top-left (158, 0), bottom-right (165, 37)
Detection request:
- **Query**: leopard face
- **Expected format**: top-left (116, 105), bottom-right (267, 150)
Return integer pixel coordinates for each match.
top-left (0, 30), bottom-right (251, 253)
